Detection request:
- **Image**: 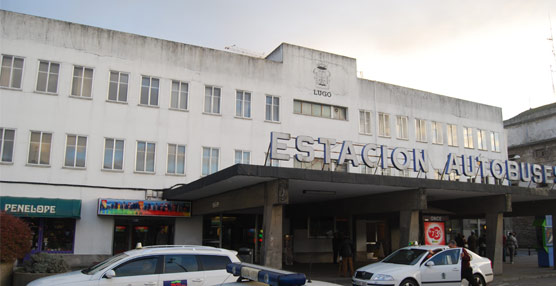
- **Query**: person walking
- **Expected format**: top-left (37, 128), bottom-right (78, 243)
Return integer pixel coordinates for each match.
top-left (448, 240), bottom-right (479, 286)
top-left (332, 232), bottom-right (340, 264)
top-left (467, 232), bottom-right (477, 253)
top-left (478, 233), bottom-right (487, 257)
top-left (338, 233), bottom-right (354, 277)
top-left (506, 232), bottom-right (519, 264)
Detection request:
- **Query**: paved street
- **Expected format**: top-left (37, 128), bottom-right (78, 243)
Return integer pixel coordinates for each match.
top-left (490, 277), bottom-right (556, 286)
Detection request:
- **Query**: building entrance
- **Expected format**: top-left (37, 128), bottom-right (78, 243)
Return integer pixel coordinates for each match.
top-left (112, 217), bottom-right (175, 254)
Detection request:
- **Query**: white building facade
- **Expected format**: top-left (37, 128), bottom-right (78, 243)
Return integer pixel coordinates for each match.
top-left (1, 11), bottom-right (510, 265)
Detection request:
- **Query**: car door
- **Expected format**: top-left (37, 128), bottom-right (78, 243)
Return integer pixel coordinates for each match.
top-left (197, 255), bottom-right (234, 285)
top-left (158, 254), bottom-right (205, 286)
top-left (420, 249), bottom-right (461, 286)
top-left (99, 255), bottom-right (161, 286)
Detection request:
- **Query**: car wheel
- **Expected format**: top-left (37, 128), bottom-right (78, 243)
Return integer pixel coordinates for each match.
top-left (400, 278), bottom-right (418, 286)
top-left (473, 274), bottom-right (486, 286)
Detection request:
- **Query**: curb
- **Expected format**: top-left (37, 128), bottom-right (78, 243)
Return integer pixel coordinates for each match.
top-left (495, 272), bottom-right (556, 282)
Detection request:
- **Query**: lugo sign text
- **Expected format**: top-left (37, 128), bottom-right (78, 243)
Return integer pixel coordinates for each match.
top-left (269, 132), bottom-right (556, 185)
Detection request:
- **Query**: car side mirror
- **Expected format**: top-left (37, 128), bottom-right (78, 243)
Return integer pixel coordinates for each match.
top-left (425, 261), bottom-right (435, 267)
top-left (104, 270), bottom-right (116, 279)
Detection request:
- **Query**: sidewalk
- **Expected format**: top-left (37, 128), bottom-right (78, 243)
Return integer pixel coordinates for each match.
top-left (490, 249), bottom-right (556, 284)
top-left (284, 249), bottom-right (556, 286)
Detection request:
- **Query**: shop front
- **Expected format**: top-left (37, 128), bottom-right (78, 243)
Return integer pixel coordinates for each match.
top-left (97, 198), bottom-right (191, 253)
top-left (0, 196), bottom-right (81, 255)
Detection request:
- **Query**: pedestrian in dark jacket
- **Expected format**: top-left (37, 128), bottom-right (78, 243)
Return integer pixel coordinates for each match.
top-left (448, 240), bottom-right (478, 286)
top-left (338, 233), bottom-right (354, 277)
top-left (467, 232), bottom-right (477, 253)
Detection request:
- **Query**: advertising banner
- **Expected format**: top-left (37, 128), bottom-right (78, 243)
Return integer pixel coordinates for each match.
top-left (1, 196), bottom-right (81, 218)
top-left (98, 198), bottom-right (191, 217)
top-left (424, 221), bottom-right (446, 245)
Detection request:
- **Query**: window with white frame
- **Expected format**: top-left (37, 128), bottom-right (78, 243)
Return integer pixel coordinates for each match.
top-left (463, 127), bottom-right (474, 149)
top-left (171, 81), bottom-right (188, 110)
top-left (415, 119), bottom-right (427, 142)
top-left (108, 71), bottom-right (129, 102)
top-left (234, 150), bottom-right (251, 164)
top-left (136, 141), bottom-right (156, 173)
top-left (167, 144), bottom-right (186, 175)
top-left (294, 100), bottom-right (346, 120)
top-left (490, 131), bottom-right (500, 152)
top-left (64, 135), bottom-right (87, 168)
top-left (266, 95), bottom-right (280, 122)
top-left (0, 55), bottom-right (24, 89)
top-left (478, 129), bottom-right (488, 150)
top-left (0, 128), bottom-right (15, 163)
top-left (264, 152), bottom-right (280, 167)
top-left (359, 110), bottom-right (372, 134)
top-left (202, 147), bottom-right (219, 176)
top-left (28, 131), bottom-right (52, 165)
top-left (447, 124), bottom-right (458, 146)
top-left (396, 115), bottom-right (408, 139)
top-left (103, 138), bottom-right (125, 170)
top-left (71, 66), bottom-right (93, 98)
top-left (378, 112), bottom-right (390, 137)
top-left (140, 76), bottom-right (159, 106)
top-left (204, 86), bottom-right (221, 114)
top-left (236, 90), bottom-right (251, 118)
top-left (431, 121), bottom-right (443, 144)
top-left (36, 60), bottom-right (59, 93)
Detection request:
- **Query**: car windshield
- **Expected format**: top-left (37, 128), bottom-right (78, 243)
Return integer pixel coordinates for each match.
top-left (382, 248), bottom-right (427, 265)
top-left (81, 253), bottom-right (129, 275)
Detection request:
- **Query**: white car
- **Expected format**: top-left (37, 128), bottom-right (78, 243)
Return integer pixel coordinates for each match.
top-left (28, 245), bottom-right (241, 286)
top-left (352, 245), bottom-right (493, 286)
top-left (224, 262), bottom-right (341, 286)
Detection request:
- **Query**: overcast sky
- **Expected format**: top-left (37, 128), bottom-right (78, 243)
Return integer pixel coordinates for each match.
top-left (2, 0), bottom-right (556, 119)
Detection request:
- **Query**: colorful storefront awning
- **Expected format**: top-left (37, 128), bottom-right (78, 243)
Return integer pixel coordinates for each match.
top-left (98, 198), bottom-right (191, 217)
top-left (0, 196), bottom-right (81, 218)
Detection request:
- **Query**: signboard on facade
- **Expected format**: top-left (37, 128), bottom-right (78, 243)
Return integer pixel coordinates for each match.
top-left (97, 198), bottom-right (191, 217)
top-left (424, 222), bottom-right (446, 245)
top-left (0, 196), bottom-right (81, 218)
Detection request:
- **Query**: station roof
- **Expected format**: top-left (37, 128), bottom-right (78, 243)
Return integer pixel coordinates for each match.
top-left (163, 164), bottom-right (554, 205)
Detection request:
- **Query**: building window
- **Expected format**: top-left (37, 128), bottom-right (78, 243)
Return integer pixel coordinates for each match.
top-left (293, 99), bottom-right (346, 120)
top-left (0, 55), bottom-right (24, 89)
top-left (378, 112), bottom-right (390, 137)
top-left (202, 147), bottom-right (219, 176)
top-left (171, 81), bottom-right (188, 110)
top-left (204, 86), bottom-right (221, 114)
top-left (490, 131), bottom-right (500, 152)
top-left (478, 129), bottom-right (488, 150)
top-left (234, 150), bottom-right (251, 164)
top-left (108, 71), bottom-right (129, 102)
top-left (431, 121), bottom-right (443, 145)
top-left (447, 124), bottom-right (458, 147)
top-left (463, 127), bottom-right (474, 149)
top-left (64, 135), bottom-right (87, 168)
top-left (265, 152), bottom-right (280, 167)
top-left (71, 66), bottom-right (93, 98)
top-left (167, 144), bottom-right (186, 175)
top-left (415, 119), bottom-right (427, 142)
top-left (36, 60), bottom-right (59, 93)
top-left (236, 90), bottom-right (251, 118)
top-left (103, 138), bottom-right (125, 170)
top-left (28, 131), bottom-right (52, 165)
top-left (140, 76), bottom-right (159, 106)
top-left (0, 128), bottom-right (15, 163)
top-left (396, 115), bottom-right (408, 140)
top-left (359, 110), bottom-right (372, 134)
top-left (266, 95), bottom-right (280, 122)
top-left (136, 141), bottom-right (156, 173)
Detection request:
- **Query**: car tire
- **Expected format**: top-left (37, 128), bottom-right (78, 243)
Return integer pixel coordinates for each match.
top-left (400, 278), bottom-right (418, 286)
top-left (473, 274), bottom-right (486, 286)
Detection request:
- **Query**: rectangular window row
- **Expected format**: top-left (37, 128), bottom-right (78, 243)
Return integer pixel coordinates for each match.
top-left (357, 111), bottom-right (501, 152)
top-left (0, 55), bottom-right (280, 122)
top-left (0, 128), bottom-right (256, 176)
top-left (293, 100), bottom-right (347, 121)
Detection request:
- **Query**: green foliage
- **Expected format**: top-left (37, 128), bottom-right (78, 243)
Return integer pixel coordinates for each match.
top-left (0, 212), bottom-right (33, 262)
top-left (21, 253), bottom-right (69, 273)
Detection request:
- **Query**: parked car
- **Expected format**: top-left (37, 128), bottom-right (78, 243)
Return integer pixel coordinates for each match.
top-left (28, 245), bottom-right (241, 286)
top-left (352, 245), bottom-right (493, 286)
